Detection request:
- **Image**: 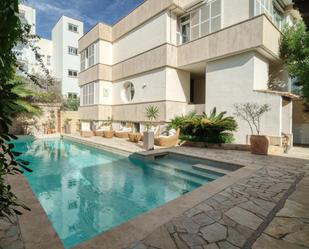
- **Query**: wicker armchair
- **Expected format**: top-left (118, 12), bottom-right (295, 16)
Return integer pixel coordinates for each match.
top-left (94, 125), bottom-right (111, 136)
top-left (154, 128), bottom-right (180, 147)
top-left (114, 127), bottom-right (132, 138)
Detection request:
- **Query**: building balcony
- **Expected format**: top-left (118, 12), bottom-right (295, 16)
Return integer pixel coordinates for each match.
top-left (178, 14), bottom-right (281, 69)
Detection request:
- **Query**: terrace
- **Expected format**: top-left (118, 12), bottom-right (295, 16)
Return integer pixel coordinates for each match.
top-left (2, 133), bottom-right (309, 249)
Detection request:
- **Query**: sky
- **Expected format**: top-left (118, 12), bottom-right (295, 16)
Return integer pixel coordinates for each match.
top-left (25, 0), bottom-right (144, 39)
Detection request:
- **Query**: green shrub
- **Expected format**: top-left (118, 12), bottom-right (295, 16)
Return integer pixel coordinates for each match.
top-left (169, 108), bottom-right (237, 144)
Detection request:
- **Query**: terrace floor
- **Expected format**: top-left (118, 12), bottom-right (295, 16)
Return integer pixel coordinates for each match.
top-left (1, 134), bottom-right (309, 249)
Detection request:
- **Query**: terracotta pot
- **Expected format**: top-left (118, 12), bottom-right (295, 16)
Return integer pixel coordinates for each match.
top-left (250, 135), bottom-right (270, 155)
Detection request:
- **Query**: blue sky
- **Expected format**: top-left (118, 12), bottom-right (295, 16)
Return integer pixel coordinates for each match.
top-left (25, 0), bottom-right (144, 39)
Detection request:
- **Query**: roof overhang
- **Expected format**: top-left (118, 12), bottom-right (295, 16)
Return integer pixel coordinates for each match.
top-left (255, 89), bottom-right (300, 100)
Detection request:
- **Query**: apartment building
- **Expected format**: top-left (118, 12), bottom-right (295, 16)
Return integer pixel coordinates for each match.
top-left (52, 16), bottom-right (84, 97)
top-left (17, 4), bottom-right (36, 74)
top-left (78, 0), bottom-right (300, 144)
top-left (18, 4), bottom-right (83, 97)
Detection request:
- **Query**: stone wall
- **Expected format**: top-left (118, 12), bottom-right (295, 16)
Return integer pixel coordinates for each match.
top-left (9, 103), bottom-right (61, 136)
top-left (60, 111), bottom-right (80, 133)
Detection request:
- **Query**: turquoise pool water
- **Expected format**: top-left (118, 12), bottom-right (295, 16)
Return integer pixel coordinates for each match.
top-left (13, 137), bottom-right (219, 248)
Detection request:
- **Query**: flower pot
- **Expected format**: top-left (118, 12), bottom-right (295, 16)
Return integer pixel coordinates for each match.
top-left (250, 135), bottom-right (270, 155)
top-left (143, 131), bottom-right (154, 150)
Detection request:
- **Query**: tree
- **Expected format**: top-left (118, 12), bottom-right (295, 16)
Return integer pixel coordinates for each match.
top-left (0, 0), bottom-right (51, 221)
top-left (233, 103), bottom-right (270, 135)
top-left (61, 97), bottom-right (80, 111)
top-left (280, 21), bottom-right (309, 105)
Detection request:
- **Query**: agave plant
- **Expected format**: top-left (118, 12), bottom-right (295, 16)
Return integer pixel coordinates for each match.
top-left (169, 108), bottom-right (237, 143)
top-left (144, 105), bottom-right (159, 131)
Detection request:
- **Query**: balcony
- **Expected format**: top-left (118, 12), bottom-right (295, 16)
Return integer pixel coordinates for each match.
top-left (177, 15), bottom-right (281, 68)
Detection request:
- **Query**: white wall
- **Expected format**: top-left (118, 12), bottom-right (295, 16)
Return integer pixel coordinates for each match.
top-left (35, 38), bottom-right (53, 74)
top-left (98, 81), bottom-right (113, 105)
top-left (52, 16), bottom-right (83, 96)
top-left (112, 68), bottom-right (167, 105)
top-left (112, 12), bottom-right (168, 64)
top-left (98, 40), bottom-right (113, 65)
top-left (206, 52), bottom-right (283, 144)
top-left (222, 0), bottom-right (251, 28)
top-left (52, 21), bottom-right (63, 80)
top-left (282, 99), bottom-right (292, 134)
top-left (18, 5), bottom-right (36, 74)
top-left (166, 68), bottom-right (190, 102)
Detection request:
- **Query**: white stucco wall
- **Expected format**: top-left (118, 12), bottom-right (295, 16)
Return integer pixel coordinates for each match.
top-left (112, 12), bottom-right (168, 64)
top-left (52, 16), bottom-right (83, 96)
top-left (222, 0), bottom-right (251, 28)
top-left (52, 22), bottom-right (63, 80)
top-left (35, 38), bottom-right (53, 74)
top-left (112, 68), bottom-right (167, 105)
top-left (98, 40), bottom-right (112, 65)
top-left (98, 81), bottom-right (113, 105)
top-left (282, 99), bottom-right (292, 134)
top-left (206, 52), bottom-right (283, 144)
top-left (166, 68), bottom-right (190, 102)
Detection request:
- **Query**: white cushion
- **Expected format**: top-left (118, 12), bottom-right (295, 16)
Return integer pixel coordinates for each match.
top-left (121, 127), bottom-right (131, 132)
top-left (97, 126), bottom-right (110, 131)
top-left (81, 122), bottom-right (91, 131)
top-left (169, 129), bottom-right (177, 136)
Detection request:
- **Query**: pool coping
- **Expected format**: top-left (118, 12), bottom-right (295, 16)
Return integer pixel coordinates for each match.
top-left (8, 136), bottom-right (284, 249)
top-left (8, 172), bottom-right (64, 249)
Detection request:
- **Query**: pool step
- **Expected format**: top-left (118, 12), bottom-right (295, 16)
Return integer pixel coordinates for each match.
top-left (147, 163), bottom-right (209, 186)
top-left (192, 164), bottom-right (230, 176)
top-left (152, 159), bottom-right (220, 182)
top-left (157, 158), bottom-right (224, 178)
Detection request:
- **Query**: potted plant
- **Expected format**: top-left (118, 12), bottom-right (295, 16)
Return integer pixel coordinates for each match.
top-left (234, 102), bottom-right (271, 155)
top-left (143, 105), bottom-right (159, 150)
top-left (46, 118), bottom-right (56, 134)
top-left (63, 118), bottom-right (72, 134)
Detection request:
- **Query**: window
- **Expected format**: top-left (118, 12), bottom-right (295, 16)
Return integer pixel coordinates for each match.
top-left (68, 23), bottom-right (78, 33)
top-left (68, 70), bottom-right (78, 77)
top-left (68, 46), bottom-right (78, 55)
top-left (81, 50), bottom-right (86, 71)
top-left (82, 83), bottom-right (95, 105)
top-left (273, 6), bottom-right (284, 30)
top-left (67, 179), bottom-right (77, 188)
top-left (180, 15), bottom-right (190, 43)
top-left (68, 200), bottom-right (78, 210)
top-left (68, 93), bottom-right (77, 99)
top-left (254, 0), bottom-right (273, 18)
top-left (47, 56), bottom-right (51, 66)
top-left (80, 42), bottom-right (97, 71)
top-left (179, 0), bottom-right (222, 44)
top-left (121, 82), bottom-right (135, 102)
top-left (88, 44), bottom-right (95, 67)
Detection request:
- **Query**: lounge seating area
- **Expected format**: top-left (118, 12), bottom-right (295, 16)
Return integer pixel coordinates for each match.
top-left (77, 121), bottom-right (180, 149)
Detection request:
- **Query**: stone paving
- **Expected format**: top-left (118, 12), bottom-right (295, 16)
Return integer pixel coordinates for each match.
top-left (126, 165), bottom-right (307, 249)
top-left (252, 175), bottom-right (309, 249)
top-left (0, 215), bottom-right (23, 249)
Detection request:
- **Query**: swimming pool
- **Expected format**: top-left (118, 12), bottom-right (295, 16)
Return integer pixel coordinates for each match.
top-left (13, 137), bottom-right (223, 248)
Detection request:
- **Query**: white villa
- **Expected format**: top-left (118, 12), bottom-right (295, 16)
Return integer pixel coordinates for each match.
top-left (78, 0), bottom-right (301, 144)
